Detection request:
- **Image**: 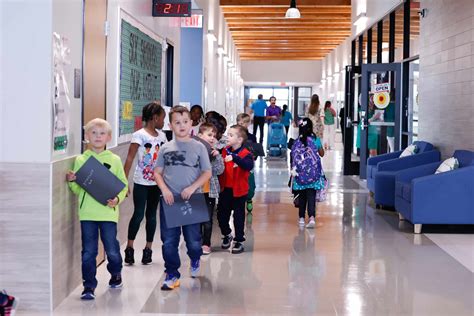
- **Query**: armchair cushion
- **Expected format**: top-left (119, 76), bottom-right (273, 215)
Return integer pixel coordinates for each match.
top-left (453, 150), bottom-right (474, 167)
top-left (435, 157), bottom-right (459, 174)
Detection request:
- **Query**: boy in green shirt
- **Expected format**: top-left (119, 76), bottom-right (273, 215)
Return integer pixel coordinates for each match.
top-left (66, 118), bottom-right (128, 300)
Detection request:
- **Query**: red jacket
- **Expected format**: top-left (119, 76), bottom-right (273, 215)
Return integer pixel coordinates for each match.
top-left (219, 146), bottom-right (252, 197)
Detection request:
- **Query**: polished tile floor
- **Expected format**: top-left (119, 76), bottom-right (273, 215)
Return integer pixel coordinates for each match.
top-left (45, 143), bottom-right (474, 315)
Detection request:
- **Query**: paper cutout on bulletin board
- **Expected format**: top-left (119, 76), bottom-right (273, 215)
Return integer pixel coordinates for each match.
top-left (374, 92), bottom-right (390, 109)
top-left (122, 101), bottom-right (133, 120)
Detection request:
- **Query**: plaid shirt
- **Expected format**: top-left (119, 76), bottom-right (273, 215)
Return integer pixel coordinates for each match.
top-left (209, 154), bottom-right (224, 198)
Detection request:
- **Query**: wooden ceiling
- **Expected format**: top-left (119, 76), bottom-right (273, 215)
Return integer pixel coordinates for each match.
top-left (220, 0), bottom-right (352, 60)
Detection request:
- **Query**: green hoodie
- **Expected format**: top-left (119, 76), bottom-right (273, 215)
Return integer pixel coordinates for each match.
top-left (68, 149), bottom-right (128, 223)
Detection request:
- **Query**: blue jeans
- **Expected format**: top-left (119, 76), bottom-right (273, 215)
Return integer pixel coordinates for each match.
top-left (81, 221), bottom-right (122, 289)
top-left (159, 201), bottom-right (202, 278)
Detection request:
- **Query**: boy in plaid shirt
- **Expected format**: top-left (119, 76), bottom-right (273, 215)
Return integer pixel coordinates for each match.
top-left (197, 123), bottom-right (224, 254)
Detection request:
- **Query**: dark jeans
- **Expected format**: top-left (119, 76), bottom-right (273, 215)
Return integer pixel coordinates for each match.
top-left (81, 221), bottom-right (122, 289)
top-left (284, 125), bottom-right (289, 134)
top-left (253, 116), bottom-right (265, 143)
top-left (218, 188), bottom-right (246, 242)
top-left (201, 193), bottom-right (216, 246)
top-left (128, 183), bottom-right (160, 242)
top-left (159, 202), bottom-right (202, 278)
top-left (297, 189), bottom-right (316, 218)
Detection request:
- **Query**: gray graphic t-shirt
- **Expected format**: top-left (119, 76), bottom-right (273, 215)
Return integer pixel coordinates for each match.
top-left (155, 139), bottom-right (211, 194)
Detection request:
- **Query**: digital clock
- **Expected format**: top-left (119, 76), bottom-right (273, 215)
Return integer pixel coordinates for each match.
top-left (152, 0), bottom-right (191, 17)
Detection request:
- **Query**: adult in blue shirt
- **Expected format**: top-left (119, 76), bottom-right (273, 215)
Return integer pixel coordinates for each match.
top-left (250, 94), bottom-right (268, 143)
top-left (280, 104), bottom-right (293, 134)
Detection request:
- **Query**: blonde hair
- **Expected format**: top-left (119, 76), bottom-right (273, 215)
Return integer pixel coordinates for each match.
top-left (84, 118), bottom-right (112, 135)
top-left (237, 113), bottom-right (251, 124)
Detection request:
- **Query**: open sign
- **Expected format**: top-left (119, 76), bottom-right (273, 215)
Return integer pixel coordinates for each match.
top-left (372, 82), bottom-right (390, 93)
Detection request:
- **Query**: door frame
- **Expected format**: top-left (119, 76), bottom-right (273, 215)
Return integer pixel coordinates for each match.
top-left (359, 62), bottom-right (402, 179)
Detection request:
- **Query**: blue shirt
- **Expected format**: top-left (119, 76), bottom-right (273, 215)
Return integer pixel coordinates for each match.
top-left (251, 100), bottom-right (268, 117)
top-left (281, 111), bottom-right (293, 126)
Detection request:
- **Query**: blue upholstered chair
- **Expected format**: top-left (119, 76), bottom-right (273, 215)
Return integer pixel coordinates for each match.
top-left (394, 150), bottom-right (474, 233)
top-left (367, 141), bottom-right (440, 208)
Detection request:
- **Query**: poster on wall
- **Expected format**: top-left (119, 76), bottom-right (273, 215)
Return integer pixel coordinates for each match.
top-left (52, 32), bottom-right (71, 154)
top-left (119, 19), bottom-right (162, 136)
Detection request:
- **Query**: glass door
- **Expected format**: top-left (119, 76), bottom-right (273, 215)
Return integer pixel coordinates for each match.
top-left (342, 65), bottom-right (361, 175)
top-left (359, 63), bottom-right (402, 179)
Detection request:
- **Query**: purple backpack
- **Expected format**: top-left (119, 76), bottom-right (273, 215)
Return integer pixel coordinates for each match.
top-left (291, 138), bottom-right (322, 185)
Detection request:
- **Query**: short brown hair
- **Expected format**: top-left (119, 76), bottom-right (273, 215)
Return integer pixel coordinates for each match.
top-left (236, 113), bottom-right (251, 123)
top-left (198, 122), bottom-right (217, 134)
top-left (169, 105), bottom-right (190, 122)
top-left (230, 124), bottom-right (248, 143)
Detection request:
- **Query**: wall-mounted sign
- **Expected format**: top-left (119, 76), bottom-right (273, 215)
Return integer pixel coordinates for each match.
top-left (152, 0), bottom-right (191, 17)
top-left (181, 14), bottom-right (202, 28)
top-left (372, 82), bottom-right (390, 93)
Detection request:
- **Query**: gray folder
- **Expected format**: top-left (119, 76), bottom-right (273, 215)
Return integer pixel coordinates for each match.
top-left (162, 193), bottom-right (209, 228)
top-left (74, 156), bottom-right (126, 206)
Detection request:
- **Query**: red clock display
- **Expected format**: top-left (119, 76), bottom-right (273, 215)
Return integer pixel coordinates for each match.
top-left (152, 0), bottom-right (191, 17)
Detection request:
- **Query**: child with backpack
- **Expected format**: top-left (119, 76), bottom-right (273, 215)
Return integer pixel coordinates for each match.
top-left (290, 118), bottom-right (325, 228)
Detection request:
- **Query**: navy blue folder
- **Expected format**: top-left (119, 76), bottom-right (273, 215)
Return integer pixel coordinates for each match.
top-left (162, 193), bottom-right (209, 228)
top-left (74, 156), bottom-right (126, 206)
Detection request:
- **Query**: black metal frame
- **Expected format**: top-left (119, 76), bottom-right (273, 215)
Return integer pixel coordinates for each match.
top-left (343, 0), bottom-right (417, 176)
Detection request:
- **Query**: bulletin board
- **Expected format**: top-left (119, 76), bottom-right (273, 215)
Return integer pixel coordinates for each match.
top-left (119, 19), bottom-right (162, 136)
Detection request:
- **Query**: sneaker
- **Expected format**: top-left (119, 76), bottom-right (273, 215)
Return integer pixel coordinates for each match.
top-left (0, 290), bottom-right (18, 315)
top-left (80, 287), bottom-right (95, 300)
top-left (221, 234), bottom-right (233, 249)
top-left (306, 217), bottom-right (315, 229)
top-left (246, 200), bottom-right (253, 212)
top-left (109, 275), bottom-right (123, 289)
top-left (202, 245), bottom-right (211, 255)
top-left (298, 217), bottom-right (305, 226)
top-left (142, 247), bottom-right (152, 265)
top-left (124, 247), bottom-right (134, 265)
top-left (161, 274), bottom-right (180, 291)
top-left (190, 259), bottom-right (200, 278)
top-left (231, 241), bottom-right (244, 254)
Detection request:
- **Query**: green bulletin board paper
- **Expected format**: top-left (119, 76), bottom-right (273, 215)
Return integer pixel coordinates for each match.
top-left (119, 20), bottom-right (162, 136)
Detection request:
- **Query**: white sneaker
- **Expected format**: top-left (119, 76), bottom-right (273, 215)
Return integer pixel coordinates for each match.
top-left (306, 217), bottom-right (315, 228)
top-left (298, 218), bottom-right (305, 226)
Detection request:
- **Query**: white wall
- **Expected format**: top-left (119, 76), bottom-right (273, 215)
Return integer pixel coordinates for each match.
top-left (0, 0), bottom-right (53, 163)
top-left (195, 0), bottom-right (244, 123)
top-left (107, 0), bottom-right (182, 146)
top-left (52, 0), bottom-right (83, 160)
top-left (352, 0), bottom-right (404, 37)
top-left (242, 60), bottom-right (322, 85)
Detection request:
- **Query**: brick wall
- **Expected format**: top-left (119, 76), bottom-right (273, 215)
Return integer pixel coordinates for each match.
top-left (419, 0), bottom-right (474, 157)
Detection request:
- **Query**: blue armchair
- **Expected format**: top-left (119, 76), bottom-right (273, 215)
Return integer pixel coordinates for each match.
top-left (367, 141), bottom-right (440, 208)
top-left (395, 150), bottom-right (474, 233)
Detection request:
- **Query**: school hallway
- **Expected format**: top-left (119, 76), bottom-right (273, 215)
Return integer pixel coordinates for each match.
top-left (30, 140), bottom-right (472, 316)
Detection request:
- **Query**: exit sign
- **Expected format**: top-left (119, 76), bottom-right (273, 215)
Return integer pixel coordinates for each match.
top-left (181, 14), bottom-right (202, 28)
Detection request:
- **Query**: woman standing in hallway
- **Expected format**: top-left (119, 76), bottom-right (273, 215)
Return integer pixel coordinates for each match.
top-left (306, 94), bottom-right (325, 143)
top-left (323, 101), bottom-right (336, 150)
top-left (123, 103), bottom-right (167, 265)
top-left (291, 118), bottom-right (325, 228)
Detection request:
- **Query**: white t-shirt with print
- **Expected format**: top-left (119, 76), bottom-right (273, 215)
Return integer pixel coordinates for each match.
top-left (131, 128), bottom-right (167, 185)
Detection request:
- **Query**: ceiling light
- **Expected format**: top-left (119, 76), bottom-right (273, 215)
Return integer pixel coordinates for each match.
top-left (207, 30), bottom-right (217, 42)
top-left (285, 0), bottom-right (301, 19)
top-left (217, 45), bottom-right (225, 55)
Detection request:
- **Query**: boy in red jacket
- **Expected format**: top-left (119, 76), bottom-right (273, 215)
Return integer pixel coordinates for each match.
top-left (218, 125), bottom-right (254, 254)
